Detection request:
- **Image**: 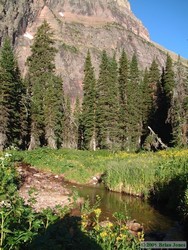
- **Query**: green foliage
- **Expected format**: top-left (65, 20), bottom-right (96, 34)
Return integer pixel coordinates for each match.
top-left (81, 205), bottom-right (142, 250)
top-left (0, 153), bottom-right (70, 249)
top-left (26, 20), bottom-right (64, 149)
top-left (62, 96), bottom-right (78, 149)
top-left (80, 51), bottom-right (96, 150)
top-left (157, 54), bottom-right (175, 145)
top-left (126, 53), bottom-right (142, 150)
top-left (0, 37), bottom-right (23, 149)
top-left (104, 154), bottom-right (157, 197)
top-left (150, 154), bottom-right (188, 216)
top-left (171, 57), bottom-right (188, 147)
top-left (0, 153), bottom-right (19, 200)
top-left (96, 51), bottom-right (120, 149)
top-left (163, 54), bottom-right (175, 102)
top-left (0, 153), bottom-right (143, 250)
top-left (61, 43), bottom-right (79, 54)
top-left (118, 50), bottom-right (129, 149)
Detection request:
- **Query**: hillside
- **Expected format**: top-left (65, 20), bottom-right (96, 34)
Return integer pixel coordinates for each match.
top-left (0, 0), bottom-right (187, 99)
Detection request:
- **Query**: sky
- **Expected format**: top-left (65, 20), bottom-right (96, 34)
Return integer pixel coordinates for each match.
top-left (129, 0), bottom-right (188, 59)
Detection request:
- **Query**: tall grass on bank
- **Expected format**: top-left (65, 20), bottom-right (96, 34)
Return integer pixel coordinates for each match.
top-left (150, 156), bottom-right (188, 217)
top-left (104, 157), bottom-right (157, 197)
top-left (104, 149), bottom-right (188, 217)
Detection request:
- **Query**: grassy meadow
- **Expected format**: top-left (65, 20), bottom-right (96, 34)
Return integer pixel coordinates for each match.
top-left (9, 148), bottom-right (188, 217)
top-left (1, 148), bottom-right (188, 248)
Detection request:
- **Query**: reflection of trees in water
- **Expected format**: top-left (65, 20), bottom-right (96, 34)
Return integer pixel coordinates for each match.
top-left (76, 185), bottom-right (174, 232)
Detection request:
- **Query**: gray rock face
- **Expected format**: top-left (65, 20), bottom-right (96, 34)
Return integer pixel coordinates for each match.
top-left (0, 0), bottom-right (187, 99)
top-left (0, 0), bottom-right (44, 45)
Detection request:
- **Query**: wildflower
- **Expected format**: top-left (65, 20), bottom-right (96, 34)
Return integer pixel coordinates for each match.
top-left (137, 231), bottom-right (144, 242)
top-left (81, 221), bottom-right (87, 227)
top-left (121, 225), bottom-right (128, 231)
top-left (94, 224), bottom-right (100, 231)
top-left (116, 236), bottom-right (121, 241)
top-left (120, 234), bottom-right (127, 240)
top-left (107, 222), bottom-right (113, 228)
top-left (5, 153), bottom-right (12, 158)
top-left (94, 208), bottom-right (101, 217)
top-left (100, 231), bottom-right (107, 238)
top-left (110, 233), bottom-right (116, 238)
top-left (81, 214), bottom-right (88, 220)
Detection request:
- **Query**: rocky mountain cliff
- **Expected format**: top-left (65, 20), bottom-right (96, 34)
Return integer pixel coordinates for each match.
top-left (0, 0), bottom-right (187, 99)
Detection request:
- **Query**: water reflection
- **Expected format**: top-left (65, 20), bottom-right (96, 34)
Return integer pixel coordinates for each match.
top-left (64, 182), bottom-right (184, 240)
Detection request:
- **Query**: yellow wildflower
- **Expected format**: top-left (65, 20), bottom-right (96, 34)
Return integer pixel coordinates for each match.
top-left (94, 208), bottom-right (101, 217)
top-left (107, 222), bottom-right (113, 228)
top-left (81, 214), bottom-right (88, 220)
top-left (94, 225), bottom-right (100, 231)
top-left (116, 236), bottom-right (121, 241)
top-left (121, 225), bottom-right (128, 231)
top-left (100, 231), bottom-right (107, 238)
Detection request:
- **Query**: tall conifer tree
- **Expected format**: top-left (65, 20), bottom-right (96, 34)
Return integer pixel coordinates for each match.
top-left (118, 49), bottom-right (129, 149)
top-left (126, 53), bottom-right (142, 150)
top-left (81, 51), bottom-right (96, 150)
top-left (27, 20), bottom-right (63, 149)
top-left (171, 57), bottom-right (188, 146)
top-left (140, 68), bottom-right (151, 136)
top-left (96, 51), bottom-right (119, 149)
top-left (0, 37), bottom-right (23, 149)
top-left (62, 97), bottom-right (76, 148)
top-left (158, 54), bottom-right (175, 145)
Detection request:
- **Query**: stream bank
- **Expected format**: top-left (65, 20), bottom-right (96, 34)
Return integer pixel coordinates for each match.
top-left (17, 164), bottom-right (186, 241)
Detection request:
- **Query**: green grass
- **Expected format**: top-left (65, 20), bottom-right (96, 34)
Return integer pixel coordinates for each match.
top-left (11, 148), bottom-right (188, 192)
top-left (11, 148), bottom-right (114, 184)
top-left (9, 148), bottom-right (188, 217)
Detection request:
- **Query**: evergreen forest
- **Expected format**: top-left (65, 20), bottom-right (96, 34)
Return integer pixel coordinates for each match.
top-left (1, 21), bottom-right (188, 250)
top-left (0, 21), bottom-right (188, 152)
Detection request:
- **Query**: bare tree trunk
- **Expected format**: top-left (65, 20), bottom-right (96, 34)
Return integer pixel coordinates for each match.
top-left (0, 132), bottom-right (6, 151)
top-left (148, 126), bottom-right (168, 149)
top-left (90, 130), bottom-right (96, 151)
top-left (28, 122), bottom-right (40, 150)
top-left (46, 127), bottom-right (57, 149)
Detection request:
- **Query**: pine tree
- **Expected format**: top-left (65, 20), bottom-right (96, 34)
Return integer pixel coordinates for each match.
top-left (43, 74), bottom-right (64, 149)
top-left (62, 96), bottom-right (76, 148)
top-left (108, 54), bottom-right (120, 149)
top-left (0, 37), bottom-right (23, 150)
top-left (163, 54), bottom-right (175, 105)
top-left (81, 51), bottom-right (96, 150)
top-left (140, 68), bottom-right (151, 135)
top-left (148, 60), bottom-right (161, 112)
top-left (118, 49), bottom-right (129, 149)
top-left (145, 59), bottom-right (161, 136)
top-left (96, 50), bottom-right (119, 149)
top-left (126, 53), bottom-right (142, 150)
top-left (26, 20), bottom-right (63, 149)
top-left (171, 57), bottom-right (188, 146)
top-left (19, 78), bottom-right (30, 149)
top-left (73, 97), bottom-right (81, 149)
top-left (140, 62), bottom-right (161, 150)
top-left (0, 66), bottom-right (9, 150)
top-left (158, 54), bottom-right (175, 145)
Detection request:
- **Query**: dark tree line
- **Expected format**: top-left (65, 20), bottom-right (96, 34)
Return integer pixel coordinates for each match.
top-left (80, 51), bottom-right (188, 151)
top-left (0, 21), bottom-right (188, 151)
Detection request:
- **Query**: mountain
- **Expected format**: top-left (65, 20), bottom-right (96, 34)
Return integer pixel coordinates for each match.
top-left (0, 0), bottom-right (187, 99)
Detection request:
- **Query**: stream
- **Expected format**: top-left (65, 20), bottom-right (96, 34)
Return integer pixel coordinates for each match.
top-left (64, 182), bottom-right (186, 241)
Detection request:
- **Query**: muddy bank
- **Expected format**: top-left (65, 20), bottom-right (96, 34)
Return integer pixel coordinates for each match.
top-left (17, 164), bottom-right (73, 212)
